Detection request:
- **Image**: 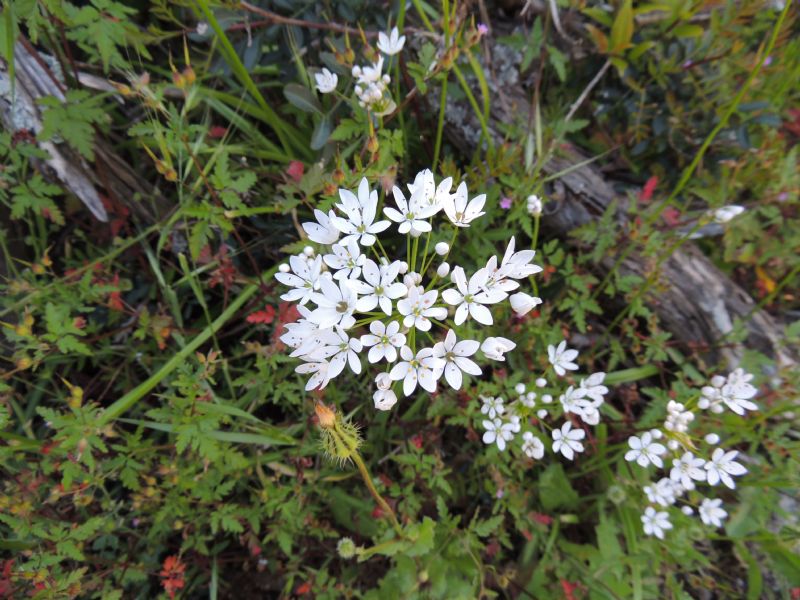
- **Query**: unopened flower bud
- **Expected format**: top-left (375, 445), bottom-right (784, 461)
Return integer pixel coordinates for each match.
top-left (681, 506), bottom-right (694, 516)
top-left (332, 169), bottom-right (345, 184)
top-left (434, 242), bottom-right (449, 255)
top-left (537, 409), bottom-right (548, 418)
top-left (535, 378), bottom-right (547, 388)
top-left (526, 194), bottom-right (543, 216)
top-left (510, 292), bottom-right (542, 316)
top-left (397, 261), bottom-right (409, 274)
top-left (337, 537), bottom-right (358, 559)
top-left (704, 433), bottom-right (720, 445)
top-left (541, 394), bottom-right (552, 404)
top-left (303, 246), bottom-right (315, 257)
top-left (514, 383), bottom-right (526, 394)
top-left (315, 402), bottom-right (336, 429)
top-left (279, 263), bottom-right (290, 273)
top-left (366, 136), bottom-right (379, 154)
top-left (375, 373), bottom-right (392, 391)
top-left (436, 262), bottom-right (450, 278)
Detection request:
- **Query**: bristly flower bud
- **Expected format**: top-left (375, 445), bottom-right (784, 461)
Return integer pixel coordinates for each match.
top-left (336, 537), bottom-right (359, 559)
top-left (315, 402), bottom-right (362, 465)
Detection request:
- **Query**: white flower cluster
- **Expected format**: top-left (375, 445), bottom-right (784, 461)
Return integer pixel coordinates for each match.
top-left (275, 172), bottom-right (543, 412)
top-left (626, 369), bottom-right (758, 539)
top-left (314, 26), bottom-right (405, 115)
top-left (479, 341), bottom-right (609, 462)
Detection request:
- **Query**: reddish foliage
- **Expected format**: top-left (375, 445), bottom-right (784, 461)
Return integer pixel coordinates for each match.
top-left (0, 560), bottom-right (13, 596)
top-left (661, 206), bottom-right (681, 227)
top-left (295, 581), bottom-right (312, 595)
top-left (560, 579), bottom-right (579, 600)
top-left (532, 512), bottom-right (553, 525)
top-left (286, 161), bottom-right (305, 183)
top-left (246, 305), bottom-right (276, 324)
top-left (159, 555), bottom-right (186, 599)
top-left (371, 506), bottom-right (384, 519)
top-left (410, 434), bottom-right (423, 449)
top-left (208, 125), bottom-right (228, 139)
top-left (639, 176), bottom-right (658, 203)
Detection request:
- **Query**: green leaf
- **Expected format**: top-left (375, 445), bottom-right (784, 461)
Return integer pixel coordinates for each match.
top-left (310, 115), bottom-right (333, 150)
top-left (547, 45), bottom-right (567, 82)
top-left (609, 0), bottom-right (634, 53)
top-left (283, 83), bottom-right (322, 114)
top-left (673, 23), bottom-right (705, 38)
top-left (539, 463), bottom-right (579, 511)
top-left (473, 514), bottom-right (504, 538)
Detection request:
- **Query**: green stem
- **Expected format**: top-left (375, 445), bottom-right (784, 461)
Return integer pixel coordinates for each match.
top-left (352, 451), bottom-right (404, 537)
top-left (432, 75), bottom-right (449, 169)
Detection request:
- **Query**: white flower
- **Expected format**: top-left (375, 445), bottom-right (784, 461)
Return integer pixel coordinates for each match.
top-left (712, 205), bottom-right (745, 223)
top-left (641, 506), bottom-right (672, 539)
top-left (302, 209), bottom-right (340, 245)
top-left (432, 329), bottom-right (481, 390)
top-left (625, 432), bottom-right (667, 468)
top-left (480, 395), bottom-right (504, 419)
top-left (353, 56), bottom-right (384, 83)
top-left (407, 169), bottom-right (451, 212)
top-left (389, 346), bottom-right (445, 396)
top-left (499, 237), bottom-right (543, 279)
top-left (482, 417), bottom-right (515, 451)
top-left (644, 478), bottom-right (678, 507)
top-left (547, 340), bottom-right (579, 376)
top-left (705, 448), bottom-right (747, 489)
top-left (526, 194), bottom-right (542, 216)
top-left (384, 186), bottom-right (437, 234)
top-left (397, 286), bottom-right (447, 331)
top-left (699, 498), bottom-right (728, 528)
top-left (443, 182), bottom-right (486, 227)
top-left (308, 277), bottom-right (358, 329)
top-left (552, 421), bottom-right (585, 460)
top-left (296, 359), bottom-right (331, 391)
top-left (323, 239), bottom-right (366, 281)
top-left (700, 369), bottom-right (757, 415)
top-left (521, 431), bottom-right (545, 459)
top-left (480, 337), bottom-right (516, 361)
top-left (311, 326), bottom-right (362, 377)
top-left (442, 266), bottom-right (504, 325)
top-left (509, 292), bottom-right (542, 316)
top-left (275, 255), bottom-right (323, 305)
top-left (373, 388), bottom-right (398, 411)
top-left (351, 259), bottom-right (407, 315)
top-left (578, 372), bottom-right (608, 404)
top-left (670, 452), bottom-right (707, 489)
top-left (330, 178), bottom-right (391, 246)
top-left (377, 26), bottom-right (406, 56)
top-left (360, 320), bottom-right (406, 363)
top-left (314, 68), bottom-right (338, 93)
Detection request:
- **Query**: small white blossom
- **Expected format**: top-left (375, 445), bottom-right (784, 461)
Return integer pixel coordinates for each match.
top-left (442, 266), bottom-right (504, 325)
top-left (625, 432), bottom-right (667, 468)
top-left (711, 205), bottom-right (745, 223)
top-left (443, 182), bottom-right (486, 227)
top-left (274, 255), bottom-right (324, 305)
top-left (373, 388), bottom-right (398, 410)
top-left (296, 359), bottom-right (331, 391)
top-left (377, 26), bottom-right (406, 56)
top-left (552, 422), bottom-right (585, 460)
top-left (521, 431), bottom-right (545, 459)
top-left (482, 417), bottom-right (515, 451)
top-left (432, 329), bottom-right (481, 390)
top-left (315, 68), bottom-right (338, 93)
top-left (384, 186), bottom-right (437, 235)
top-left (670, 452), bottom-right (707, 489)
top-left (308, 277), bottom-right (359, 329)
top-left (526, 194), bottom-right (542, 216)
top-left (323, 239), bottom-right (366, 281)
top-left (360, 320), bottom-right (406, 363)
top-left (705, 448), bottom-right (747, 489)
top-left (351, 259), bottom-right (407, 315)
top-left (642, 506), bottom-right (672, 539)
top-left (397, 286), bottom-right (447, 331)
top-left (699, 498), bottom-right (728, 528)
top-left (644, 478), bottom-right (679, 507)
top-left (330, 178), bottom-right (391, 246)
top-left (480, 395), bottom-right (505, 419)
top-left (311, 326), bottom-right (362, 377)
top-left (547, 340), bottom-right (579, 376)
top-left (389, 346), bottom-right (445, 396)
top-left (302, 209), bottom-right (340, 245)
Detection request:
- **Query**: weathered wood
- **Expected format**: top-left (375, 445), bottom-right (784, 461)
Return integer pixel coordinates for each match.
top-left (431, 30), bottom-right (792, 366)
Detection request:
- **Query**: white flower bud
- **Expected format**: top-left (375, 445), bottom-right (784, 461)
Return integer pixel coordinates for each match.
top-left (537, 409), bottom-right (548, 419)
top-left (278, 263), bottom-right (290, 273)
top-left (514, 383), bottom-right (526, 394)
top-left (667, 439), bottom-right (679, 450)
top-left (681, 506), bottom-right (694, 516)
top-left (436, 262), bottom-right (450, 278)
top-left (435, 242), bottom-right (449, 255)
top-left (712, 205), bottom-right (745, 223)
top-left (526, 194), bottom-right (543, 216)
top-left (403, 272), bottom-right (422, 287)
top-left (535, 378), bottom-right (547, 388)
top-left (375, 372), bottom-right (392, 391)
top-left (710, 375), bottom-right (726, 387)
top-left (541, 394), bottom-right (552, 404)
top-left (650, 429), bottom-right (663, 440)
top-left (397, 261), bottom-right (409, 274)
top-left (704, 433), bottom-right (720, 445)
top-left (509, 292), bottom-right (543, 316)
top-left (303, 245), bottom-right (315, 257)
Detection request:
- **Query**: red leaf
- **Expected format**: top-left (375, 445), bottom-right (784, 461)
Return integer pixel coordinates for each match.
top-left (246, 305), bottom-right (276, 324)
top-left (639, 175), bottom-right (658, 203)
top-left (662, 206), bottom-right (681, 226)
top-left (208, 126), bottom-right (228, 139)
top-left (286, 161), bottom-right (305, 183)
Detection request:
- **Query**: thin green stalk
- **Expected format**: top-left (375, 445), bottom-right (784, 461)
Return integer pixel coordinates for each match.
top-left (452, 64), bottom-right (494, 152)
top-left (465, 49), bottom-right (490, 131)
top-left (432, 75), bottom-right (449, 169)
top-left (98, 271), bottom-right (270, 425)
top-left (352, 452), bottom-right (404, 537)
top-left (410, 0), bottom-right (435, 32)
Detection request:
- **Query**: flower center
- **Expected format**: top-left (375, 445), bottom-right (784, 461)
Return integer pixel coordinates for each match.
top-left (357, 224), bottom-right (366, 233)
top-left (407, 212), bottom-right (415, 219)
top-left (375, 285), bottom-right (384, 295)
top-left (336, 301), bottom-right (349, 313)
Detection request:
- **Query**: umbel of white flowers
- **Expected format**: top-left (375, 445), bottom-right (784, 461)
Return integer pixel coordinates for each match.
top-left (275, 171), bottom-right (543, 411)
top-left (625, 367), bottom-right (758, 539)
